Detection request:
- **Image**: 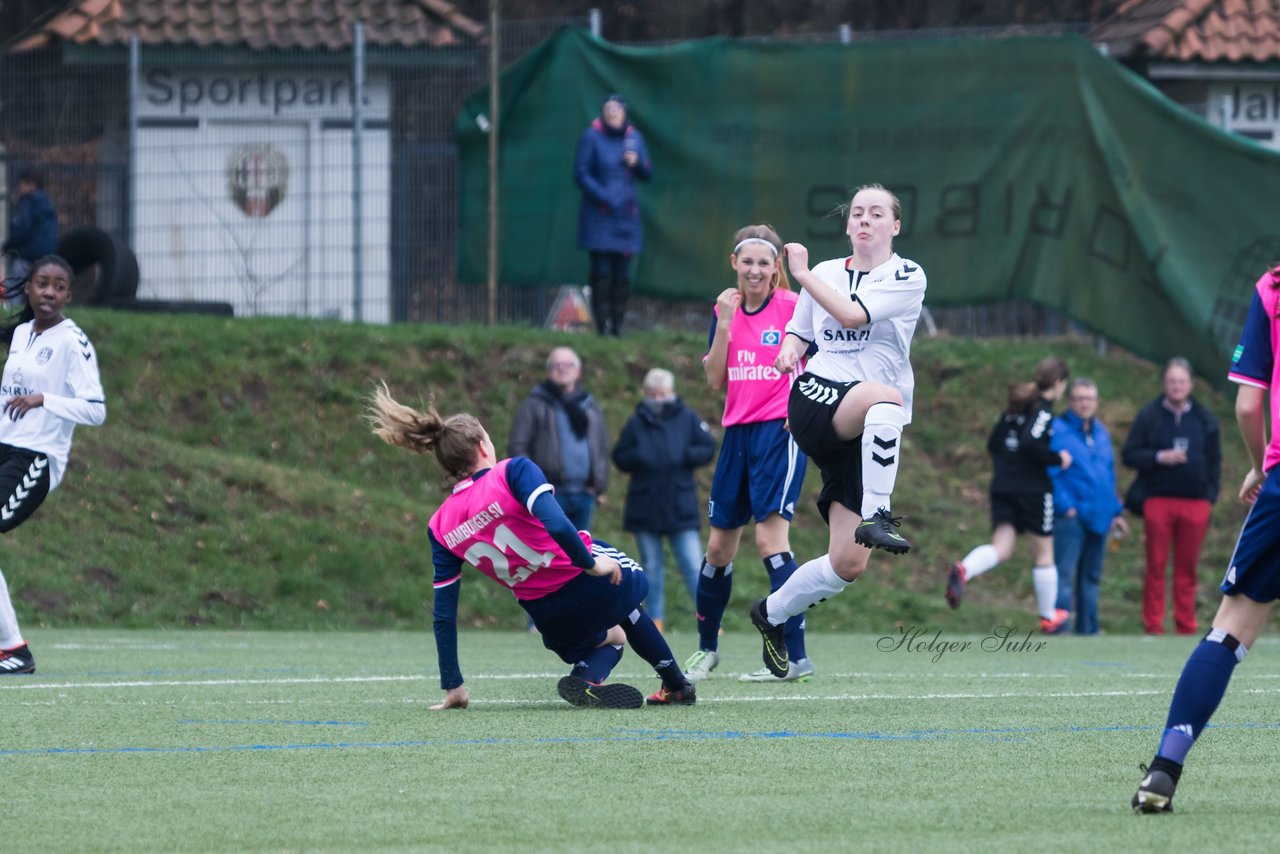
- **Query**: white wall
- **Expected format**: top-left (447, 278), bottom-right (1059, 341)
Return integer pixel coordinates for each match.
top-left (131, 66), bottom-right (391, 321)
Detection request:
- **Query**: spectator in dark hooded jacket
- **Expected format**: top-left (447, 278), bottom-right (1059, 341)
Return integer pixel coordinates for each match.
top-left (573, 94), bottom-right (651, 337)
top-left (613, 368), bottom-right (716, 630)
top-left (3, 169), bottom-right (59, 296)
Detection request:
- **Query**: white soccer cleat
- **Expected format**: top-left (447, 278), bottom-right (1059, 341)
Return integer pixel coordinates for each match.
top-left (738, 657), bottom-right (814, 683)
top-left (683, 649), bottom-right (719, 682)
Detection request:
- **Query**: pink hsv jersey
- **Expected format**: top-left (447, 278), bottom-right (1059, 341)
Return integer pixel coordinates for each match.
top-left (1228, 273), bottom-right (1280, 473)
top-left (428, 459), bottom-right (591, 601)
top-left (709, 289), bottom-right (800, 427)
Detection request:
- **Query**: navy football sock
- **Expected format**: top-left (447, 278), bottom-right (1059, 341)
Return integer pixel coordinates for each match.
top-left (623, 608), bottom-right (685, 690)
top-left (765, 552), bottom-right (807, 661)
top-left (569, 643), bottom-right (624, 684)
top-left (694, 560), bottom-right (733, 652)
top-left (1158, 630), bottom-right (1246, 764)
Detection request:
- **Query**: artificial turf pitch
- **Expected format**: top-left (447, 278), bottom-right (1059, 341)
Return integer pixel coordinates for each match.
top-left (5, 627), bottom-right (1280, 852)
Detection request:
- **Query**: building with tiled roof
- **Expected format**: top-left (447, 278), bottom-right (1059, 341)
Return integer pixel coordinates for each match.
top-left (0, 0), bottom-right (515, 321)
top-left (1091, 0), bottom-right (1280, 148)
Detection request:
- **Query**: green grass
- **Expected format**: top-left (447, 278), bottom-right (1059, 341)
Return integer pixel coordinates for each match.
top-left (6, 308), bottom-right (1255, 634)
top-left (6, 628), bottom-right (1280, 852)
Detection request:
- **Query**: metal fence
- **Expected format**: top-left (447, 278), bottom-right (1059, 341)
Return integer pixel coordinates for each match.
top-left (1, 16), bottom-right (585, 324)
top-left (1, 14), bottom-right (1077, 337)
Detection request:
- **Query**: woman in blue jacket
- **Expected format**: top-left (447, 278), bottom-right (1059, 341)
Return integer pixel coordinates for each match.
top-left (612, 368), bottom-right (716, 630)
top-left (573, 94), bottom-right (651, 337)
top-left (1050, 378), bottom-right (1128, 634)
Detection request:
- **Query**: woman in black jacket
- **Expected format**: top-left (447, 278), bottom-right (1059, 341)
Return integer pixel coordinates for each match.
top-left (613, 369), bottom-right (717, 631)
top-left (947, 357), bottom-right (1073, 633)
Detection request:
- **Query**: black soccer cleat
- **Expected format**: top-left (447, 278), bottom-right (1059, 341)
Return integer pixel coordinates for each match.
top-left (855, 508), bottom-right (911, 555)
top-left (946, 562), bottom-right (966, 609)
top-left (556, 675), bottom-right (644, 709)
top-left (646, 681), bottom-right (697, 705)
top-left (0, 643), bottom-right (35, 675)
top-left (1132, 763), bottom-right (1177, 814)
top-left (749, 598), bottom-right (789, 679)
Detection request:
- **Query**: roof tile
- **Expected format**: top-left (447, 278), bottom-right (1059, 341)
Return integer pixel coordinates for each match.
top-left (11, 0), bottom-right (483, 51)
top-left (1094, 0), bottom-right (1280, 61)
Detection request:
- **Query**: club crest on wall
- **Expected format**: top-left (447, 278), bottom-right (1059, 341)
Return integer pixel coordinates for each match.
top-left (227, 144), bottom-right (289, 218)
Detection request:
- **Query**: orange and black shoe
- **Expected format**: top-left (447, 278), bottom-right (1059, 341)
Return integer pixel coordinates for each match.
top-left (645, 681), bottom-right (697, 706)
top-left (0, 643), bottom-right (35, 675)
top-left (556, 675), bottom-right (643, 709)
top-left (1039, 608), bottom-right (1070, 634)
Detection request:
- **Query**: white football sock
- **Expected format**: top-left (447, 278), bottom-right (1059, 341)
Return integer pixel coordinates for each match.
top-left (765, 555), bottom-right (852, 623)
top-left (1032, 565), bottom-right (1059, 619)
top-left (0, 569), bottom-right (25, 649)
top-left (860, 402), bottom-right (908, 519)
top-left (960, 543), bottom-right (1000, 581)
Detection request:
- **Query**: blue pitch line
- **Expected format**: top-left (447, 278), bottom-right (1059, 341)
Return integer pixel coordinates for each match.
top-left (181, 720), bottom-right (369, 727)
top-left (9, 721), bottom-right (1280, 757)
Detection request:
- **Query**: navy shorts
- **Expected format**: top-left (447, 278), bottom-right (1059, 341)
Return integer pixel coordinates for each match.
top-left (520, 540), bottom-right (648, 664)
top-left (990, 490), bottom-right (1054, 536)
top-left (708, 419), bottom-right (806, 528)
top-left (1220, 467), bottom-right (1280, 602)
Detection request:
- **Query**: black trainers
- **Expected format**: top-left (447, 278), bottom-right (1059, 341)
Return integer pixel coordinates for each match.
top-left (946, 563), bottom-right (966, 609)
top-left (556, 675), bottom-right (644, 709)
top-left (749, 598), bottom-right (789, 678)
top-left (855, 508), bottom-right (911, 554)
top-left (646, 681), bottom-right (697, 705)
top-left (0, 643), bottom-right (34, 675)
top-left (1132, 762), bottom-right (1178, 814)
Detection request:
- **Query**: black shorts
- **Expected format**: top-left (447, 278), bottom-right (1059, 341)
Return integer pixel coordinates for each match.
top-left (788, 373), bottom-right (863, 524)
top-left (990, 490), bottom-right (1054, 536)
top-left (0, 444), bottom-right (51, 533)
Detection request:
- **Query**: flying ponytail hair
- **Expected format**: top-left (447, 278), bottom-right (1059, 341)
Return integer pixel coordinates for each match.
top-left (367, 382), bottom-right (487, 483)
top-left (1005, 356), bottom-right (1070, 414)
top-left (731, 224), bottom-right (791, 293)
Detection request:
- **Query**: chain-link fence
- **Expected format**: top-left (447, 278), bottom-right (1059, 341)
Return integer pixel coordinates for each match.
top-left (1, 15), bottom-right (586, 325)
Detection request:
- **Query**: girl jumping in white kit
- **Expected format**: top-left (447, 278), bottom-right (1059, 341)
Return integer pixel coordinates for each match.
top-left (746, 184), bottom-right (926, 677)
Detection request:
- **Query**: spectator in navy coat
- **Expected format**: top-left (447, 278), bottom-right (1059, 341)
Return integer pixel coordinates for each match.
top-left (3, 169), bottom-right (59, 299)
top-left (613, 369), bottom-right (716, 630)
top-left (1050, 378), bottom-right (1128, 634)
top-left (573, 94), bottom-right (651, 337)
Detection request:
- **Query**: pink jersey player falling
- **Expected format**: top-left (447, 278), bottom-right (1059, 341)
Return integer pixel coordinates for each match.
top-left (428, 459), bottom-right (591, 601)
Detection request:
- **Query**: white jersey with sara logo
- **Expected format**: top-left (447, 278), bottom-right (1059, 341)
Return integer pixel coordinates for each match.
top-left (0, 318), bottom-right (106, 490)
top-left (785, 252), bottom-right (926, 421)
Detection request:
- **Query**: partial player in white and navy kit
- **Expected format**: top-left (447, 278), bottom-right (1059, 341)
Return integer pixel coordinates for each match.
top-left (684, 224), bottom-right (814, 685)
top-left (367, 384), bottom-right (695, 709)
top-left (1133, 268), bottom-right (1280, 813)
top-left (747, 184), bottom-right (925, 677)
top-left (946, 357), bottom-right (1073, 634)
top-left (0, 256), bottom-right (106, 676)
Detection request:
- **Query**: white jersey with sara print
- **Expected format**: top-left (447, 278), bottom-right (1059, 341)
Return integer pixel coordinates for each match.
top-left (0, 319), bottom-right (106, 490)
top-left (785, 252), bottom-right (926, 421)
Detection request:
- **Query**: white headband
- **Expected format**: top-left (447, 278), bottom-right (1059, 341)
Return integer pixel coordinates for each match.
top-left (733, 237), bottom-right (779, 256)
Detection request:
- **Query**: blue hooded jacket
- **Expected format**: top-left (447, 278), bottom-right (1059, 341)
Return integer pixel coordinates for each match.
top-left (4, 189), bottom-right (58, 261)
top-left (1050, 409), bottom-right (1123, 534)
top-left (573, 117), bottom-right (651, 254)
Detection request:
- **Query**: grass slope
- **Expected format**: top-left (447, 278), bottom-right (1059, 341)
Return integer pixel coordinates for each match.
top-left (8, 308), bottom-right (1252, 634)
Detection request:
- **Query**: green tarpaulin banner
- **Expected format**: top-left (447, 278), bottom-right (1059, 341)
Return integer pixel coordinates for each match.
top-left (457, 27), bottom-right (1280, 377)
